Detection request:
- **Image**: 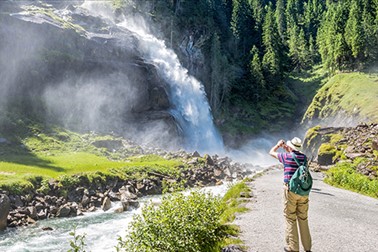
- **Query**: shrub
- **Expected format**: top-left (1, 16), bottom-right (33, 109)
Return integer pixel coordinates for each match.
top-left (325, 162), bottom-right (378, 198)
top-left (116, 191), bottom-right (224, 252)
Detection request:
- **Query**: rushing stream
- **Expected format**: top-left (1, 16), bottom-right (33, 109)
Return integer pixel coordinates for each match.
top-left (0, 184), bottom-right (230, 252)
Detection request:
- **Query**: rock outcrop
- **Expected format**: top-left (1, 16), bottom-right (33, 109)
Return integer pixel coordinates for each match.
top-left (303, 123), bottom-right (378, 178)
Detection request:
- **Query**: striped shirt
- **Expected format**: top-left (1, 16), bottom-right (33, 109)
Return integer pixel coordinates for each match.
top-left (278, 151), bottom-right (306, 183)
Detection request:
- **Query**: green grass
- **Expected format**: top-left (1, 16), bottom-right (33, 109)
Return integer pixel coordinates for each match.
top-left (0, 124), bottom-right (183, 192)
top-left (303, 72), bottom-right (378, 123)
top-left (220, 181), bottom-right (251, 224)
top-left (325, 161), bottom-right (378, 198)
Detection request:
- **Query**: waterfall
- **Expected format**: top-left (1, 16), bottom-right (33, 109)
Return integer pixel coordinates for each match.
top-left (118, 19), bottom-right (224, 154)
top-left (81, 1), bottom-right (224, 154)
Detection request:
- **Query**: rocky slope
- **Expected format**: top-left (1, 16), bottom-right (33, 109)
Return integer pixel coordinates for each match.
top-left (303, 123), bottom-right (378, 179)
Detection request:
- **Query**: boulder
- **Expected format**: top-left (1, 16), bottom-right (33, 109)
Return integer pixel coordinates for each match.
top-left (57, 205), bottom-right (71, 217)
top-left (317, 152), bottom-right (335, 166)
top-left (192, 151), bottom-right (201, 157)
top-left (204, 154), bottom-right (214, 166)
top-left (0, 194), bottom-right (10, 230)
top-left (101, 197), bottom-right (111, 211)
top-left (27, 206), bottom-right (38, 219)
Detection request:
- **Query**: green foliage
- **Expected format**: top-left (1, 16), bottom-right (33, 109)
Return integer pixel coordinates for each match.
top-left (303, 72), bottom-right (378, 123)
top-left (262, 3), bottom-right (284, 80)
top-left (325, 162), bottom-right (378, 198)
top-left (68, 226), bottom-right (88, 252)
top-left (221, 181), bottom-right (250, 223)
top-left (318, 143), bottom-right (336, 155)
top-left (117, 191), bottom-right (224, 252)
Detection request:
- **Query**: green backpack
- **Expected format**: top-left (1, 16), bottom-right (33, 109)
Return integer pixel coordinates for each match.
top-left (288, 153), bottom-right (313, 196)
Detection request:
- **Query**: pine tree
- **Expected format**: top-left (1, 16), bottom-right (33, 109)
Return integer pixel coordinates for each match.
top-left (231, 0), bottom-right (256, 55)
top-left (250, 45), bottom-right (265, 97)
top-left (262, 3), bottom-right (284, 82)
top-left (275, 0), bottom-right (286, 41)
top-left (209, 33), bottom-right (233, 114)
top-left (345, 0), bottom-right (365, 63)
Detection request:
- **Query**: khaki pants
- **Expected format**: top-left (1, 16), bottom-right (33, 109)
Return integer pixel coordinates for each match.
top-left (284, 187), bottom-right (312, 251)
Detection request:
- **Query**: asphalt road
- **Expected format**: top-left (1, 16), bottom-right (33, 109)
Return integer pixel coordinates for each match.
top-left (234, 168), bottom-right (378, 252)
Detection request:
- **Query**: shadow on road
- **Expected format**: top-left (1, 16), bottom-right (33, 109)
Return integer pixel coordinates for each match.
top-left (311, 188), bottom-right (334, 196)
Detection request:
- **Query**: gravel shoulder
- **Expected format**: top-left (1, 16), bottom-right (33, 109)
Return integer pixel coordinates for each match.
top-left (234, 168), bottom-right (378, 252)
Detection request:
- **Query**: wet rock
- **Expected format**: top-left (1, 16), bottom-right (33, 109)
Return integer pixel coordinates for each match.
top-left (0, 194), bottom-right (10, 230)
top-left (42, 226), bottom-right (53, 231)
top-left (27, 216), bottom-right (36, 224)
top-left (27, 206), bottom-right (38, 219)
top-left (37, 209), bottom-right (47, 220)
top-left (113, 206), bottom-right (124, 213)
top-left (81, 194), bottom-right (90, 207)
top-left (101, 197), bottom-right (111, 211)
top-left (128, 200), bottom-right (140, 209)
top-left (204, 154), bottom-right (214, 166)
top-left (57, 205), bottom-right (71, 217)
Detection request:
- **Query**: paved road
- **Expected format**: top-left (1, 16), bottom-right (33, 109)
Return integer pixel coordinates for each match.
top-left (234, 168), bottom-right (378, 252)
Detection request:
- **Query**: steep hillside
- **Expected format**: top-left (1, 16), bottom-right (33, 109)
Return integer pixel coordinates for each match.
top-left (303, 72), bottom-right (378, 127)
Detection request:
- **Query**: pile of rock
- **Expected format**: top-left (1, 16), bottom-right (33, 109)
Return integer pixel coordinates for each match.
top-left (304, 123), bottom-right (378, 178)
top-left (1, 151), bottom-right (258, 228)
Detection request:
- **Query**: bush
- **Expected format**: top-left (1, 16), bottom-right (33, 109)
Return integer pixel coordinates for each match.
top-left (325, 162), bottom-right (378, 198)
top-left (116, 191), bottom-right (224, 252)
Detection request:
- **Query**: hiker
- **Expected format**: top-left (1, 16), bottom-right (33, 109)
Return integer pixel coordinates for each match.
top-left (269, 137), bottom-right (312, 252)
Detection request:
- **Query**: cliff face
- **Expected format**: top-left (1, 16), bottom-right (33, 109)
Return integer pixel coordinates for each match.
top-left (303, 123), bottom-right (378, 179)
top-left (0, 2), bottom-right (180, 148)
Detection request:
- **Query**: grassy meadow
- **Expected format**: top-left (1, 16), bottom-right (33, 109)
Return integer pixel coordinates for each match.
top-left (0, 125), bottom-right (183, 192)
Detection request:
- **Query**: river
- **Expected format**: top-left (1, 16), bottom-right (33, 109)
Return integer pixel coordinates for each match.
top-left (0, 184), bottom-right (230, 252)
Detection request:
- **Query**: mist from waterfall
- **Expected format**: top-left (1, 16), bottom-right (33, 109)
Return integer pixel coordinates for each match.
top-left (81, 1), bottom-right (224, 154)
top-left (119, 19), bottom-right (224, 154)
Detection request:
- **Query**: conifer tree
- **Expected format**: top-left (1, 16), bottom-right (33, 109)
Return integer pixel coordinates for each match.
top-left (250, 45), bottom-right (265, 98)
top-left (345, 0), bottom-right (365, 62)
top-left (231, 0), bottom-right (255, 55)
top-left (262, 3), bottom-right (284, 83)
top-left (275, 0), bottom-right (286, 41)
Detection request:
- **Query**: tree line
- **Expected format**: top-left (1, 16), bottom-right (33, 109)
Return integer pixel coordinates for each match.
top-left (146, 0), bottom-right (378, 131)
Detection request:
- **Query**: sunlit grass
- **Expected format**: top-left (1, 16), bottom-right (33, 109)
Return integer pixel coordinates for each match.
top-left (304, 72), bottom-right (378, 122)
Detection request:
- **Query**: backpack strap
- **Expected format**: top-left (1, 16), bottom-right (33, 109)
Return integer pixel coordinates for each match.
top-left (291, 153), bottom-right (307, 167)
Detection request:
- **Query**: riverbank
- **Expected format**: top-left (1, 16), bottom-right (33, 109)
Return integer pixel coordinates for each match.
top-left (1, 149), bottom-right (257, 228)
top-left (234, 169), bottom-right (378, 251)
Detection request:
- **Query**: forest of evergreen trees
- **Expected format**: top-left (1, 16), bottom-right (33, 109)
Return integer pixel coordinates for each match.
top-left (146, 0), bottom-right (378, 134)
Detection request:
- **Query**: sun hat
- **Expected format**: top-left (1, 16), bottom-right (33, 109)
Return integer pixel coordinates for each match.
top-left (286, 137), bottom-right (302, 151)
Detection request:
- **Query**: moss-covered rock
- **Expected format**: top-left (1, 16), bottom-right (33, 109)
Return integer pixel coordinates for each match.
top-left (318, 143), bottom-right (337, 165)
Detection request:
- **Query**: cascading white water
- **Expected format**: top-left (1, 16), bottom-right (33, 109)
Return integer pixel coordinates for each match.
top-left (117, 18), bottom-right (224, 154)
top-left (81, 1), bottom-right (224, 154)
